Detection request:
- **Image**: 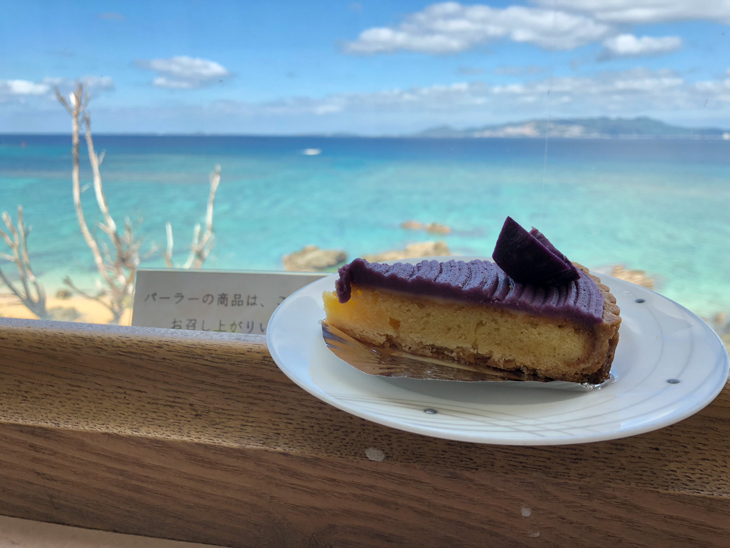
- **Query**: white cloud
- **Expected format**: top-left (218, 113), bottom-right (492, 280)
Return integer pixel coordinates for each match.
top-left (220, 68), bottom-right (730, 122)
top-left (0, 80), bottom-right (50, 96)
top-left (152, 77), bottom-right (197, 89)
top-left (0, 76), bottom-right (114, 103)
top-left (136, 56), bottom-right (230, 89)
top-left (82, 75), bottom-right (115, 90)
top-left (532, 0), bottom-right (730, 24)
top-left (600, 34), bottom-right (682, 60)
top-left (15, 69), bottom-right (728, 134)
top-left (344, 2), bottom-right (612, 54)
top-left (41, 75), bottom-right (115, 90)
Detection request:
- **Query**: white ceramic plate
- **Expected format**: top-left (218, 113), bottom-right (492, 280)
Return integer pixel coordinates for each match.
top-left (267, 259), bottom-right (729, 445)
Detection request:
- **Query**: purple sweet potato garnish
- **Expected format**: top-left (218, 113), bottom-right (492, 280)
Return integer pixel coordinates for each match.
top-left (492, 217), bottom-right (580, 286)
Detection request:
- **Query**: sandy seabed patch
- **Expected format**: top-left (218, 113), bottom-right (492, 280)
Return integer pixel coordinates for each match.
top-left (0, 293), bottom-right (132, 325)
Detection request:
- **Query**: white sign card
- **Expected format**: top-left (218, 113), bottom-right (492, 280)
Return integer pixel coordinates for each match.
top-left (132, 269), bottom-right (328, 334)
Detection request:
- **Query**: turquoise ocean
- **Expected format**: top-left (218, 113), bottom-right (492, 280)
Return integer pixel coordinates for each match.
top-left (1, 134), bottom-right (729, 318)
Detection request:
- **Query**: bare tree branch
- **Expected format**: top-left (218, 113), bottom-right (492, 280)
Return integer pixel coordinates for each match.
top-left (55, 83), bottom-right (139, 324)
top-left (59, 84), bottom-right (116, 290)
top-left (84, 113), bottom-right (122, 252)
top-left (182, 224), bottom-right (202, 270)
top-left (167, 165), bottom-right (221, 270)
top-left (0, 225), bottom-right (12, 248)
top-left (55, 83), bottom-right (222, 322)
top-left (62, 276), bottom-right (117, 317)
top-left (164, 222), bottom-right (174, 268)
top-left (3, 211), bottom-right (32, 301)
top-left (0, 269), bottom-right (25, 305)
top-left (101, 241), bottom-right (114, 267)
top-left (54, 88), bottom-right (74, 116)
top-left (0, 206), bottom-right (48, 319)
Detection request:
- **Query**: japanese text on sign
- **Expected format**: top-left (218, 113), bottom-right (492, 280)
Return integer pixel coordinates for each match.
top-left (132, 270), bottom-right (327, 334)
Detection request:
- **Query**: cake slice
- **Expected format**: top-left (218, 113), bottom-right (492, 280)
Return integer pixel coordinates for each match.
top-left (322, 218), bottom-right (621, 383)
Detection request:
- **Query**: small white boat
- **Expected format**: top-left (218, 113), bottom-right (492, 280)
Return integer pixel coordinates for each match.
top-left (303, 148), bottom-right (321, 156)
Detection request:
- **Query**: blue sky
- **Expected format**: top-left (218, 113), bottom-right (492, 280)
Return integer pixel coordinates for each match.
top-left (1, 0), bottom-right (729, 134)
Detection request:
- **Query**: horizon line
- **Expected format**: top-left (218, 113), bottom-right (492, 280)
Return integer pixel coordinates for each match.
top-left (2, 133), bottom-right (729, 141)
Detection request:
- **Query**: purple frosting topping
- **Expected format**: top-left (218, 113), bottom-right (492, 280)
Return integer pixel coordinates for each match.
top-left (335, 258), bottom-right (604, 325)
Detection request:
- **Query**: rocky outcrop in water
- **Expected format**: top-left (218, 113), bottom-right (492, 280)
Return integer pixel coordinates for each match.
top-left (283, 245), bottom-right (347, 271)
top-left (362, 241), bottom-right (450, 262)
top-left (610, 265), bottom-right (655, 289)
top-left (400, 220), bottom-right (452, 234)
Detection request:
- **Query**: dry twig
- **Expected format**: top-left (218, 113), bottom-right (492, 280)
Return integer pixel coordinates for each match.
top-left (164, 165), bottom-right (221, 269)
top-left (56, 83), bottom-right (140, 324)
top-left (0, 206), bottom-right (48, 319)
top-left (55, 82), bottom-right (222, 321)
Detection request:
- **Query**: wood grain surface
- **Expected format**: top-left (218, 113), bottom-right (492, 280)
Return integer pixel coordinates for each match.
top-left (0, 317), bottom-right (728, 547)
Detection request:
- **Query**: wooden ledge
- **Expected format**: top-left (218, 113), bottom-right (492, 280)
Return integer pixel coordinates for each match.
top-left (0, 317), bottom-right (728, 547)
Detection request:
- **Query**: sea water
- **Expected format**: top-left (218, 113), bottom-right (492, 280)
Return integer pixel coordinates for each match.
top-left (1, 134), bottom-right (729, 318)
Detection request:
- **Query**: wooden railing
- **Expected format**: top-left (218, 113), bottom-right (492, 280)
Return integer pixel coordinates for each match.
top-left (0, 317), bottom-right (728, 547)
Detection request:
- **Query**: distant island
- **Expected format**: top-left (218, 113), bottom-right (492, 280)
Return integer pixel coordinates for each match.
top-left (412, 117), bottom-right (730, 140)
